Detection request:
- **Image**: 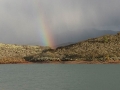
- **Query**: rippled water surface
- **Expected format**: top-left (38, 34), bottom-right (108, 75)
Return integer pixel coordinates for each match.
top-left (0, 64), bottom-right (120, 90)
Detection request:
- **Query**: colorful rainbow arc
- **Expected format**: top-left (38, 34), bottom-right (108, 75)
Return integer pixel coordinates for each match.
top-left (33, 1), bottom-right (55, 48)
top-left (39, 16), bottom-right (55, 48)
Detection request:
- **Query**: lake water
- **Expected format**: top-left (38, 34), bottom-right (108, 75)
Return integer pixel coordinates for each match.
top-left (0, 64), bottom-right (120, 90)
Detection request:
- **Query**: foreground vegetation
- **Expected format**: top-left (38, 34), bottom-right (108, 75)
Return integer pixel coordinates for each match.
top-left (0, 32), bottom-right (120, 64)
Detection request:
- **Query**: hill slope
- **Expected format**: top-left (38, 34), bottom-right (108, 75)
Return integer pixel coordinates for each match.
top-left (0, 32), bottom-right (120, 63)
top-left (30, 32), bottom-right (120, 62)
top-left (0, 44), bottom-right (50, 63)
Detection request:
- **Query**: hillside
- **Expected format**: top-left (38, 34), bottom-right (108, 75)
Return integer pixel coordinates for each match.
top-left (0, 43), bottom-right (50, 63)
top-left (0, 32), bottom-right (120, 64)
top-left (29, 32), bottom-right (120, 62)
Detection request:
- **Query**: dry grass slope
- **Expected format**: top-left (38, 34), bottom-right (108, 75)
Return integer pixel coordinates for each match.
top-left (0, 32), bottom-right (120, 63)
top-left (0, 44), bottom-right (50, 63)
top-left (30, 32), bottom-right (120, 62)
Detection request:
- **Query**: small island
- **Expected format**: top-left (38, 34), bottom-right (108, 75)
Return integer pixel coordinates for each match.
top-left (0, 32), bottom-right (120, 64)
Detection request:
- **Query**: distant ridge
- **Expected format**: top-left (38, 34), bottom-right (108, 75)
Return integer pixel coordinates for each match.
top-left (56, 42), bottom-right (74, 47)
top-left (56, 30), bottom-right (119, 47)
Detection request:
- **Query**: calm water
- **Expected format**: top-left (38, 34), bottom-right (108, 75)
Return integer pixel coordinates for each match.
top-left (0, 64), bottom-right (120, 90)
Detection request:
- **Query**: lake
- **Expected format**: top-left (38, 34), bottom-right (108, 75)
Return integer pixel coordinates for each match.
top-left (0, 64), bottom-right (120, 90)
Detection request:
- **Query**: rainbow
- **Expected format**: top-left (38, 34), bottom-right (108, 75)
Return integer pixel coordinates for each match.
top-left (32, 1), bottom-right (55, 48)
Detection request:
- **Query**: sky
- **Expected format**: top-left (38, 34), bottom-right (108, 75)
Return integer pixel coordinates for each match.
top-left (0, 0), bottom-right (120, 47)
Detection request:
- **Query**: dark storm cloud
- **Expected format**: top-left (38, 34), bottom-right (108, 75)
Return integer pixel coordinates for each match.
top-left (0, 0), bottom-right (120, 46)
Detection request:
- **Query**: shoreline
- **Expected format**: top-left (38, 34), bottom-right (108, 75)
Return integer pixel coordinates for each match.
top-left (35, 60), bottom-right (120, 64)
top-left (0, 60), bottom-right (120, 64)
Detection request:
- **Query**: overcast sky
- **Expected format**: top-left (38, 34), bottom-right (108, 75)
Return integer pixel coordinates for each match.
top-left (0, 0), bottom-right (120, 47)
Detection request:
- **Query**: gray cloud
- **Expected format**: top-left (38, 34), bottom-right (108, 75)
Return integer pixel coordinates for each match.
top-left (0, 0), bottom-right (120, 47)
